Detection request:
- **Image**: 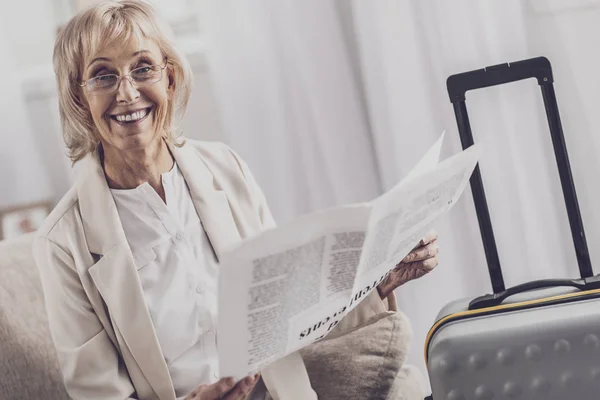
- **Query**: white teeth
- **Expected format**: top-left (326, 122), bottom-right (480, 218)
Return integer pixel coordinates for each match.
top-left (115, 108), bottom-right (149, 123)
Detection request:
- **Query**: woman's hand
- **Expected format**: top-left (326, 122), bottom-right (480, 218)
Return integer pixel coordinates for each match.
top-left (185, 375), bottom-right (260, 400)
top-left (377, 231), bottom-right (439, 299)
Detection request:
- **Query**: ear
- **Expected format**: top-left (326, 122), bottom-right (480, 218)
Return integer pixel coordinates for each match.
top-left (166, 66), bottom-right (176, 99)
top-left (75, 85), bottom-right (90, 110)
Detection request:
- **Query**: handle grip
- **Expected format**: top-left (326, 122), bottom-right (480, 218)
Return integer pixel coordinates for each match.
top-left (468, 275), bottom-right (600, 310)
top-left (447, 57), bottom-right (553, 102)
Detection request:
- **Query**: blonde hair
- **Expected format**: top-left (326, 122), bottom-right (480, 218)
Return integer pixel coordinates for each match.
top-left (53, 0), bottom-right (193, 162)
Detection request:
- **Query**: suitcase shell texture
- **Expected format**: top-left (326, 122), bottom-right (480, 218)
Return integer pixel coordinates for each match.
top-left (426, 287), bottom-right (600, 399)
top-left (424, 57), bottom-right (600, 400)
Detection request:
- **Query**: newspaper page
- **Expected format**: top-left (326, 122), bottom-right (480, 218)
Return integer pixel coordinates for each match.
top-left (217, 133), bottom-right (480, 380)
top-left (351, 142), bottom-right (480, 307)
top-left (217, 204), bottom-right (372, 379)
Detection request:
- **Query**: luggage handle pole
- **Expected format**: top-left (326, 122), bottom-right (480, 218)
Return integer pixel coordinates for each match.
top-left (540, 83), bottom-right (593, 278)
top-left (453, 101), bottom-right (505, 293)
top-left (447, 57), bottom-right (594, 294)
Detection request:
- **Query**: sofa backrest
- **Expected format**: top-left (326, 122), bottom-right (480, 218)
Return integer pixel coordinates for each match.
top-left (0, 233), bottom-right (69, 399)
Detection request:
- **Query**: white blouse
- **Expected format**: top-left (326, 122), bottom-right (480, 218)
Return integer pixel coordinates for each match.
top-left (110, 162), bottom-right (220, 398)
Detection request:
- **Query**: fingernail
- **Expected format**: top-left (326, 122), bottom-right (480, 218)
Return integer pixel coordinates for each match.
top-left (225, 377), bottom-right (235, 387)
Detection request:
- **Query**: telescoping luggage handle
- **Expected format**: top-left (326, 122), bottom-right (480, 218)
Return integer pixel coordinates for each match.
top-left (447, 56), bottom-right (594, 300)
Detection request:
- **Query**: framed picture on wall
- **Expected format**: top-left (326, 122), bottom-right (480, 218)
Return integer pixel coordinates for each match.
top-left (0, 202), bottom-right (52, 241)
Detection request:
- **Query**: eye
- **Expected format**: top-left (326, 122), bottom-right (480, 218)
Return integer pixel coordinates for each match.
top-left (91, 74), bottom-right (118, 88)
top-left (92, 68), bottom-right (116, 80)
top-left (96, 74), bottom-right (115, 81)
top-left (136, 66), bottom-right (152, 74)
top-left (131, 65), bottom-right (160, 82)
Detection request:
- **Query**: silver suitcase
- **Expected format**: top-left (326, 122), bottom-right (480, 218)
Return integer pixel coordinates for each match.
top-left (424, 57), bottom-right (600, 400)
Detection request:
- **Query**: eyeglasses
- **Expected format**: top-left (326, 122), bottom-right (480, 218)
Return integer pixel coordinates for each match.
top-left (80, 60), bottom-right (168, 95)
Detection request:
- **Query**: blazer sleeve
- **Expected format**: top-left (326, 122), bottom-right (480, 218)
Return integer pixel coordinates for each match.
top-left (33, 235), bottom-right (138, 400)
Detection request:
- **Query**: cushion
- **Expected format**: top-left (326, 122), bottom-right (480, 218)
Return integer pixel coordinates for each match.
top-left (300, 310), bottom-right (424, 400)
top-left (0, 233), bottom-right (69, 399)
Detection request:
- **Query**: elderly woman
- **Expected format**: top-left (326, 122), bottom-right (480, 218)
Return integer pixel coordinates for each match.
top-left (33, 1), bottom-right (439, 400)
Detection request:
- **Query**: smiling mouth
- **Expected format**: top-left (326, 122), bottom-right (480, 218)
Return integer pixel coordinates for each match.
top-left (109, 107), bottom-right (153, 125)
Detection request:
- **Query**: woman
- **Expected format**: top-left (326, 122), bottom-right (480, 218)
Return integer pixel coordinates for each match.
top-left (33, 1), bottom-right (439, 399)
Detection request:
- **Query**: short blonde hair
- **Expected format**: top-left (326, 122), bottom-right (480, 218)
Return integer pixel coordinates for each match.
top-left (53, 0), bottom-right (193, 162)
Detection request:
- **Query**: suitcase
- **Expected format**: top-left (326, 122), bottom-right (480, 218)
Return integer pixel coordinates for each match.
top-left (424, 56), bottom-right (600, 400)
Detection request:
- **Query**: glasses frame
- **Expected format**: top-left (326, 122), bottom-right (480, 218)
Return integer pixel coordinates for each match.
top-left (79, 58), bottom-right (169, 96)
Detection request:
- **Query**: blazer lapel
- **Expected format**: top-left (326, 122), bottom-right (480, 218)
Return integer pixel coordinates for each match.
top-left (77, 154), bottom-right (175, 400)
top-left (169, 141), bottom-right (242, 261)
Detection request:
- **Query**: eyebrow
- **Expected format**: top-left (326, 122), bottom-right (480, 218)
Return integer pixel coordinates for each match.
top-left (87, 50), bottom-right (153, 68)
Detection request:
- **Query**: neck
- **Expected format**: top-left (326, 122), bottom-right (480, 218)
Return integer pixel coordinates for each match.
top-left (101, 137), bottom-right (174, 198)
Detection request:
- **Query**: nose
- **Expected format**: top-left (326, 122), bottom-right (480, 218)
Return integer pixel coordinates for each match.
top-left (115, 77), bottom-right (139, 104)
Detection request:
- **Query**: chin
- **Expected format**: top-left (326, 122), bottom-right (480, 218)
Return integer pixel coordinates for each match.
top-left (116, 132), bottom-right (160, 151)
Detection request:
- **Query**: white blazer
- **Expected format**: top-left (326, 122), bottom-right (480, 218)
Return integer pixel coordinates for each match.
top-left (32, 138), bottom-right (396, 400)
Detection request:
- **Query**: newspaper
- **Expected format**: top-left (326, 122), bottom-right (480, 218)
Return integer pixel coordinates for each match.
top-left (217, 132), bottom-right (480, 379)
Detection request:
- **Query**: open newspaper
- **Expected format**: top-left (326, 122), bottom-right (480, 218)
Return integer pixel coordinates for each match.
top-left (217, 132), bottom-right (480, 379)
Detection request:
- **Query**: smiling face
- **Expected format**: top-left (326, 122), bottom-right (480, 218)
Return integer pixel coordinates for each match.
top-left (80, 36), bottom-right (173, 154)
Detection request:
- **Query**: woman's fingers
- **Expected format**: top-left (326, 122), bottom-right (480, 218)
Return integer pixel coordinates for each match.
top-left (402, 241), bottom-right (439, 263)
top-left (378, 232), bottom-right (440, 297)
top-left (223, 374), bottom-right (260, 400)
top-left (418, 230), bottom-right (438, 246)
top-left (197, 378), bottom-right (235, 399)
top-left (413, 255), bottom-right (439, 272)
top-left (186, 374), bottom-right (261, 399)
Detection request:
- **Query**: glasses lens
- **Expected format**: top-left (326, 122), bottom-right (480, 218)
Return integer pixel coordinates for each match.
top-left (88, 75), bottom-right (118, 94)
top-left (131, 65), bottom-right (162, 85)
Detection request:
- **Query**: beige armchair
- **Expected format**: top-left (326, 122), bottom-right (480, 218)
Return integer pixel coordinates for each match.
top-left (0, 233), bottom-right (69, 399)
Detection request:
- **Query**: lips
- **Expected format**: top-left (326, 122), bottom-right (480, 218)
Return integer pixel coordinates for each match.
top-left (108, 106), bottom-right (153, 126)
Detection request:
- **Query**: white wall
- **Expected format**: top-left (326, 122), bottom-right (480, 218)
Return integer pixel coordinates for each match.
top-left (0, 1), bottom-right (56, 209)
top-left (1, 0), bottom-right (57, 71)
top-left (180, 55), bottom-right (224, 144)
